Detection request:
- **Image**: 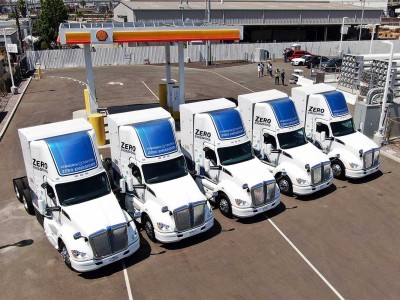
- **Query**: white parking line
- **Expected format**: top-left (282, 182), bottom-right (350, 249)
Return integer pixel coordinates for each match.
top-left (141, 81), bottom-right (159, 100)
top-left (268, 219), bottom-right (345, 300)
top-left (122, 260), bottom-right (134, 300)
top-left (198, 69), bottom-right (255, 93)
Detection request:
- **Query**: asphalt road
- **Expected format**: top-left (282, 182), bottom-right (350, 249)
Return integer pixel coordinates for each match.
top-left (0, 62), bottom-right (399, 299)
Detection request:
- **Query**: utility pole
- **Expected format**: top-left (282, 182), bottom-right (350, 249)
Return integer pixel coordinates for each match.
top-left (205, 0), bottom-right (211, 66)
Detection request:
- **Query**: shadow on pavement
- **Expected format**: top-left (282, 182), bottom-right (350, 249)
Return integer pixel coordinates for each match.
top-left (295, 183), bottom-right (338, 201)
top-left (160, 219), bottom-right (222, 251)
top-left (347, 170), bottom-right (384, 184)
top-left (0, 239), bottom-right (34, 250)
top-left (80, 231), bottom-right (151, 279)
top-left (237, 201), bottom-right (286, 225)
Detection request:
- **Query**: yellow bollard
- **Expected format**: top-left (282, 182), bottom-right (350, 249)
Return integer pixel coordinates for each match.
top-left (37, 66), bottom-right (41, 79)
top-left (88, 113), bottom-right (106, 146)
top-left (84, 89), bottom-right (90, 114)
top-left (158, 83), bottom-right (167, 109)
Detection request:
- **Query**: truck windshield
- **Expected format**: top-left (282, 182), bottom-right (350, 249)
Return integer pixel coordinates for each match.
top-left (142, 156), bottom-right (188, 184)
top-left (277, 128), bottom-right (307, 149)
top-left (56, 172), bottom-right (111, 206)
top-left (217, 141), bottom-right (254, 166)
top-left (331, 118), bottom-right (355, 137)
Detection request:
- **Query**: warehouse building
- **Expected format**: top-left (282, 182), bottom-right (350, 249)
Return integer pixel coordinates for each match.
top-left (113, 1), bottom-right (383, 42)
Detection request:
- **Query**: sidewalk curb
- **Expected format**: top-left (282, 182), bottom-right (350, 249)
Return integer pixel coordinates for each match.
top-left (380, 149), bottom-right (400, 164)
top-left (0, 77), bottom-right (32, 141)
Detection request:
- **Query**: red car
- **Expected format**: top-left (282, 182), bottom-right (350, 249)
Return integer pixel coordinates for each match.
top-left (288, 50), bottom-right (313, 61)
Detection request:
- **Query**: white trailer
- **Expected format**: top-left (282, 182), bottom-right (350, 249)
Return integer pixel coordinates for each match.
top-left (238, 90), bottom-right (333, 196)
top-left (180, 98), bottom-right (280, 218)
top-left (13, 119), bottom-right (140, 272)
top-left (106, 108), bottom-right (214, 243)
top-left (291, 84), bottom-right (380, 179)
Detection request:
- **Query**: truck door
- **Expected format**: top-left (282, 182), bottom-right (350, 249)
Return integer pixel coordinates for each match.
top-left (315, 120), bottom-right (332, 153)
top-left (131, 163), bottom-right (146, 211)
top-left (202, 142), bottom-right (220, 192)
top-left (43, 183), bottom-right (61, 248)
top-left (262, 130), bottom-right (279, 167)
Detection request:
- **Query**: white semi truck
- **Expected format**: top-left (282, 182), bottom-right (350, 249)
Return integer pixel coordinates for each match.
top-left (180, 98), bottom-right (281, 218)
top-left (13, 119), bottom-right (140, 272)
top-left (238, 90), bottom-right (333, 196)
top-left (106, 108), bottom-right (214, 243)
top-left (291, 84), bottom-right (380, 179)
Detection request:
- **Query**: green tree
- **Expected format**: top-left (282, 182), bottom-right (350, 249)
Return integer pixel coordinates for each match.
top-left (39, 0), bottom-right (68, 45)
top-left (17, 0), bottom-right (27, 18)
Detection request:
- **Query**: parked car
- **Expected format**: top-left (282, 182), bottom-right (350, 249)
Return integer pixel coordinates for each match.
top-left (305, 55), bottom-right (329, 68)
top-left (320, 58), bottom-right (342, 72)
top-left (288, 50), bottom-right (312, 61)
top-left (291, 55), bottom-right (313, 66)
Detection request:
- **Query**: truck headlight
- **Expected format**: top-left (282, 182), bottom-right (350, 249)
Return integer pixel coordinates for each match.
top-left (157, 222), bottom-right (170, 231)
top-left (71, 250), bottom-right (89, 260)
top-left (349, 162), bottom-right (361, 169)
top-left (235, 199), bottom-right (248, 206)
top-left (296, 178), bottom-right (309, 185)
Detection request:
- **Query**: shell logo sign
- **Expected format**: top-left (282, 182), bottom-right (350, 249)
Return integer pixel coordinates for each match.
top-left (95, 30), bottom-right (108, 42)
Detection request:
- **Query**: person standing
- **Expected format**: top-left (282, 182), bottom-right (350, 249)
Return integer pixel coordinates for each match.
top-left (268, 62), bottom-right (273, 77)
top-left (275, 68), bottom-right (280, 85)
top-left (257, 63), bottom-right (262, 78)
top-left (281, 69), bottom-right (286, 85)
top-left (260, 61), bottom-right (265, 77)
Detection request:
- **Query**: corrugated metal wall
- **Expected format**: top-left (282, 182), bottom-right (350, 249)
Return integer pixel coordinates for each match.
top-left (27, 40), bottom-right (400, 70)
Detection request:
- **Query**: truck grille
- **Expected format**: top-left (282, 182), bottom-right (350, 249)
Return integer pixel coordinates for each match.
top-left (251, 181), bottom-right (276, 207)
top-left (89, 223), bottom-right (128, 259)
top-left (311, 162), bottom-right (331, 185)
top-left (174, 201), bottom-right (206, 232)
top-left (363, 149), bottom-right (380, 169)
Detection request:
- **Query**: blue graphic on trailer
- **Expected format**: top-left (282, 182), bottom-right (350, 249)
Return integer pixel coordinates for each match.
top-left (45, 131), bottom-right (98, 176)
top-left (133, 119), bottom-right (177, 158)
top-left (322, 91), bottom-right (349, 117)
top-left (268, 98), bottom-right (300, 128)
top-left (209, 109), bottom-right (245, 140)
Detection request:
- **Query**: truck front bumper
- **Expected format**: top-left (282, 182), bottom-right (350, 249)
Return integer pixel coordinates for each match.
top-left (155, 216), bottom-right (214, 243)
top-left (345, 164), bottom-right (380, 179)
top-left (70, 238), bottom-right (140, 273)
top-left (232, 196), bottom-right (280, 218)
top-left (293, 176), bottom-right (333, 195)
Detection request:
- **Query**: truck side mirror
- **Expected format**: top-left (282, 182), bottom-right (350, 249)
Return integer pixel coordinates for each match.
top-left (320, 131), bottom-right (326, 143)
top-left (204, 158), bottom-right (210, 173)
top-left (265, 144), bottom-right (272, 156)
top-left (119, 179), bottom-right (126, 193)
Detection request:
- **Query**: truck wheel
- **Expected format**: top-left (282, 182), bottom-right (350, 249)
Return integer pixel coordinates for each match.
top-left (13, 179), bottom-right (24, 203)
top-left (331, 160), bottom-right (345, 179)
top-left (218, 194), bottom-right (232, 218)
top-left (143, 216), bottom-right (157, 242)
top-left (277, 176), bottom-right (293, 196)
top-left (60, 241), bottom-right (74, 270)
top-left (22, 189), bottom-right (34, 215)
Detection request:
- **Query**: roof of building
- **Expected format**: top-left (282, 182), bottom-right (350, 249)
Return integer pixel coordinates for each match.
top-left (117, 1), bottom-right (381, 11)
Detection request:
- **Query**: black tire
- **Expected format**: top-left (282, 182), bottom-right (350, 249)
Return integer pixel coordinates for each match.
top-left (299, 62), bottom-right (304, 66)
top-left (218, 194), bottom-right (232, 218)
top-left (22, 177), bottom-right (29, 189)
top-left (277, 175), bottom-right (293, 196)
top-left (59, 241), bottom-right (74, 271)
top-left (13, 179), bottom-right (24, 203)
top-left (331, 159), bottom-right (345, 179)
top-left (22, 189), bottom-right (34, 215)
top-left (143, 215), bottom-right (157, 242)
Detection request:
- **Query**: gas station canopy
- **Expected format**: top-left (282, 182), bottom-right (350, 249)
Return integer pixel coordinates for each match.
top-left (58, 22), bottom-right (243, 45)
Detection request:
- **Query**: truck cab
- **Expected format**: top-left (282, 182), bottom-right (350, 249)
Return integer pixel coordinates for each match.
top-left (239, 90), bottom-right (333, 196)
top-left (107, 108), bottom-right (214, 243)
top-left (291, 84), bottom-right (380, 179)
top-left (14, 119), bottom-right (140, 272)
top-left (180, 98), bottom-right (280, 218)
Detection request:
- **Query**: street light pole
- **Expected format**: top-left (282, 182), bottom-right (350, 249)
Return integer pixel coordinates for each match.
top-left (358, 0), bottom-right (365, 41)
top-left (205, 0), bottom-right (211, 66)
top-left (374, 41), bottom-right (394, 145)
top-left (369, 24), bottom-right (379, 54)
top-left (339, 17), bottom-right (348, 57)
top-left (2, 28), bottom-right (18, 95)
